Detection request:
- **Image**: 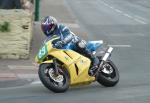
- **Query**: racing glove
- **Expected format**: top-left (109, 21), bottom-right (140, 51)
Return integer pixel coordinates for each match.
top-left (54, 41), bottom-right (64, 48)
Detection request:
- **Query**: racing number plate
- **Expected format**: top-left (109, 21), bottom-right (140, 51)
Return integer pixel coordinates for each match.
top-left (38, 45), bottom-right (48, 59)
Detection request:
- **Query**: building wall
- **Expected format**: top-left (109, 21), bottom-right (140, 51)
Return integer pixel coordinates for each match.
top-left (0, 10), bottom-right (33, 59)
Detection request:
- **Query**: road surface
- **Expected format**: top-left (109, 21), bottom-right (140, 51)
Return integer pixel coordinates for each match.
top-left (0, 0), bottom-right (150, 103)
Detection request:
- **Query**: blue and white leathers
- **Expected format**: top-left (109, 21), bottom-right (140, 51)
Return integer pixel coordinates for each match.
top-left (63, 40), bottom-right (103, 53)
top-left (44, 24), bottom-right (103, 53)
top-left (45, 24), bottom-right (80, 45)
top-left (86, 40), bottom-right (103, 52)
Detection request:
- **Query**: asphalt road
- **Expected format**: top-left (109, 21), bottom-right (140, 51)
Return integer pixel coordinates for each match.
top-left (1, 0), bottom-right (150, 103)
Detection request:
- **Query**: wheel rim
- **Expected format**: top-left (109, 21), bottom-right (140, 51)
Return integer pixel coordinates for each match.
top-left (101, 62), bottom-right (116, 78)
top-left (44, 67), bottom-right (66, 87)
top-left (48, 68), bottom-right (64, 82)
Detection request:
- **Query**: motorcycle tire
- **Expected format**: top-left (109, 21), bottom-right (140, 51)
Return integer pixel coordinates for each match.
top-left (97, 60), bottom-right (119, 87)
top-left (38, 63), bottom-right (70, 93)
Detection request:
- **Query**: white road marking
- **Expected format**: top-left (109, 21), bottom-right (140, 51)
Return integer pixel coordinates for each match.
top-left (109, 6), bottom-right (114, 9)
top-left (109, 33), bottom-right (145, 37)
top-left (17, 74), bottom-right (38, 79)
top-left (101, 0), bottom-right (109, 6)
top-left (8, 65), bottom-right (37, 70)
top-left (108, 45), bottom-right (132, 48)
top-left (134, 18), bottom-right (147, 24)
top-left (0, 73), bottom-right (16, 78)
top-left (104, 3), bottom-right (109, 7)
top-left (115, 9), bottom-right (123, 13)
top-left (135, 33), bottom-right (145, 36)
top-left (100, 0), bottom-right (148, 24)
top-left (123, 13), bottom-right (132, 18)
top-left (30, 80), bottom-right (41, 85)
top-left (134, 15), bottom-right (148, 22)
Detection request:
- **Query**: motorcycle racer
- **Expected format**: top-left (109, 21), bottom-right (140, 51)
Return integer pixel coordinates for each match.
top-left (41, 16), bottom-right (99, 76)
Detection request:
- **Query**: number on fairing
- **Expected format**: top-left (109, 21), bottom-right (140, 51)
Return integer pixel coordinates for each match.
top-left (38, 45), bottom-right (47, 59)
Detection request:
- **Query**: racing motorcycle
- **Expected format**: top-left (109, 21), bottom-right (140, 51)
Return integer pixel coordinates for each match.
top-left (35, 35), bottom-right (119, 93)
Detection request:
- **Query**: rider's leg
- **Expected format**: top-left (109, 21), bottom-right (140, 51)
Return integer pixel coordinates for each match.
top-left (75, 40), bottom-right (99, 75)
top-left (83, 48), bottom-right (99, 75)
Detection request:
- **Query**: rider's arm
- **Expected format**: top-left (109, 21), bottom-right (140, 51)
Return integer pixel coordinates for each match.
top-left (60, 24), bottom-right (74, 44)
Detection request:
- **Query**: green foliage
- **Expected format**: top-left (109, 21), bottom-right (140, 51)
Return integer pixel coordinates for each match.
top-left (0, 22), bottom-right (10, 32)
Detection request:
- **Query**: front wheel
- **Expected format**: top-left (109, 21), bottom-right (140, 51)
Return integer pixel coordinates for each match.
top-left (38, 63), bottom-right (70, 93)
top-left (97, 60), bottom-right (119, 87)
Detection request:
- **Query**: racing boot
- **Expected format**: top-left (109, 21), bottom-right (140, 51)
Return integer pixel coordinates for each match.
top-left (89, 55), bottom-right (99, 76)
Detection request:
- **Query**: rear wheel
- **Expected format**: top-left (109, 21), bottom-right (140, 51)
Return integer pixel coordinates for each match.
top-left (97, 60), bottom-right (119, 87)
top-left (38, 63), bottom-right (70, 93)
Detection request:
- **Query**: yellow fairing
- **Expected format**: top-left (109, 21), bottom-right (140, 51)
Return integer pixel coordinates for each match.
top-left (64, 51), bottom-right (95, 85)
top-left (46, 43), bottom-right (95, 85)
top-left (37, 38), bottom-right (95, 85)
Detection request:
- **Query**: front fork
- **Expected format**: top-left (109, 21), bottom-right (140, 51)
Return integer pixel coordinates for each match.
top-left (97, 47), bottom-right (113, 73)
top-left (53, 58), bottom-right (59, 75)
